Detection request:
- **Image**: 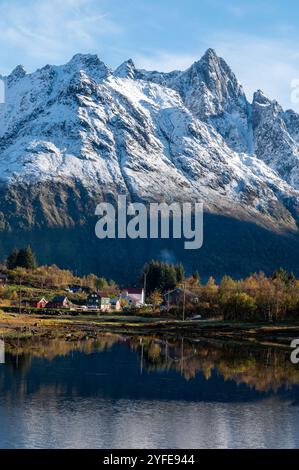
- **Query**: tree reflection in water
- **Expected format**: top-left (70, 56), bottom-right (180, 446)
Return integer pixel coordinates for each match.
top-left (1, 332), bottom-right (299, 394)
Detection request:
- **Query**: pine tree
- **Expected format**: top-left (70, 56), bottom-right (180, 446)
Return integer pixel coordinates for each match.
top-left (6, 248), bottom-right (20, 269)
top-left (143, 260), bottom-right (178, 294)
top-left (16, 245), bottom-right (37, 269)
top-left (175, 263), bottom-right (185, 283)
top-left (272, 267), bottom-right (295, 285)
top-left (192, 270), bottom-right (200, 285)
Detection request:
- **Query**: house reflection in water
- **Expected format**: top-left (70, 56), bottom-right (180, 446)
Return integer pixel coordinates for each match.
top-left (0, 339), bottom-right (4, 364)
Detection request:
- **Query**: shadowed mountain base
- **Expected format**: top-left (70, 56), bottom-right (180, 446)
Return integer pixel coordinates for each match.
top-left (1, 212), bottom-right (299, 283)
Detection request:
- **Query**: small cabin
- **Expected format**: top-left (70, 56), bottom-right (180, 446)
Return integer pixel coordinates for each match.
top-left (30, 297), bottom-right (48, 309)
top-left (0, 274), bottom-right (8, 287)
top-left (164, 288), bottom-right (199, 306)
top-left (110, 298), bottom-right (121, 311)
top-left (87, 292), bottom-right (110, 312)
top-left (87, 292), bottom-right (100, 309)
top-left (47, 296), bottom-right (70, 309)
top-left (67, 285), bottom-right (90, 294)
top-left (121, 288), bottom-right (145, 306)
top-left (67, 284), bottom-right (82, 293)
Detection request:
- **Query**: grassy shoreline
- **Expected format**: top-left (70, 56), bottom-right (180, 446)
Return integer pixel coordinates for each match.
top-left (1, 312), bottom-right (299, 348)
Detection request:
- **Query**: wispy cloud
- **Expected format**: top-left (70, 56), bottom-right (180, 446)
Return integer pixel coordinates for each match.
top-left (135, 51), bottom-right (199, 72)
top-left (207, 0), bottom-right (274, 18)
top-left (207, 0), bottom-right (252, 18)
top-left (0, 0), bottom-right (122, 70)
top-left (0, 0), bottom-right (298, 112)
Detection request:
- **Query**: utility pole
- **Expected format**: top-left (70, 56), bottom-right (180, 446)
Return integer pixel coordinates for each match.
top-left (143, 271), bottom-right (147, 304)
top-left (18, 278), bottom-right (22, 315)
top-left (140, 337), bottom-right (144, 375)
top-left (182, 282), bottom-right (186, 321)
top-left (180, 337), bottom-right (184, 376)
top-left (165, 340), bottom-right (169, 364)
top-left (16, 330), bottom-right (20, 369)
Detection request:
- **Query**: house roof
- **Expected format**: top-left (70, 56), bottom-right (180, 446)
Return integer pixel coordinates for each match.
top-left (51, 296), bottom-right (68, 302)
top-left (123, 288), bottom-right (143, 294)
top-left (164, 288), bottom-right (198, 298)
top-left (97, 291), bottom-right (110, 298)
top-left (164, 288), bottom-right (181, 296)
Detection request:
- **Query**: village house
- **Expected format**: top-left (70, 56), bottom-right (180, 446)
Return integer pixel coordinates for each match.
top-left (29, 297), bottom-right (48, 309)
top-left (67, 284), bottom-right (82, 293)
top-left (164, 288), bottom-right (199, 307)
top-left (98, 292), bottom-right (111, 312)
top-left (120, 288), bottom-right (145, 307)
top-left (87, 292), bottom-right (110, 312)
top-left (0, 274), bottom-right (8, 287)
top-left (110, 298), bottom-right (121, 311)
top-left (67, 285), bottom-right (90, 294)
top-left (87, 292), bottom-right (100, 309)
top-left (46, 296), bottom-right (71, 309)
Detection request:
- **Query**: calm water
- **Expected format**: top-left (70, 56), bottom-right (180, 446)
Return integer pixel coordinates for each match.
top-left (0, 333), bottom-right (299, 449)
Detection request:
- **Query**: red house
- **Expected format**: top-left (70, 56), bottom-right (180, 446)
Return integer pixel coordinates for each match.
top-left (30, 298), bottom-right (48, 309)
top-left (46, 296), bottom-right (71, 309)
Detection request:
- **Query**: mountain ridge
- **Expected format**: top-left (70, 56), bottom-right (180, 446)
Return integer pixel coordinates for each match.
top-left (1, 49), bottom-right (299, 279)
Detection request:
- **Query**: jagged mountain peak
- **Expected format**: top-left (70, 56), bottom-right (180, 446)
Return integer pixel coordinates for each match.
top-left (253, 89), bottom-right (284, 113)
top-left (188, 48), bottom-right (222, 70)
top-left (200, 47), bottom-right (219, 61)
top-left (252, 89), bottom-right (284, 123)
top-left (253, 89), bottom-right (271, 105)
top-left (188, 48), bottom-right (221, 74)
top-left (1, 50), bottom-right (299, 236)
top-left (68, 53), bottom-right (103, 66)
top-left (167, 49), bottom-right (250, 152)
top-left (64, 53), bottom-right (110, 82)
top-left (7, 64), bottom-right (27, 86)
top-left (114, 58), bottom-right (136, 79)
top-left (188, 48), bottom-right (244, 95)
top-left (251, 87), bottom-right (299, 188)
top-left (284, 109), bottom-right (299, 144)
top-left (2, 49), bottom-right (299, 279)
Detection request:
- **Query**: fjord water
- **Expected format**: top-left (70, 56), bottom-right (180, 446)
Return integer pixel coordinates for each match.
top-left (0, 334), bottom-right (299, 449)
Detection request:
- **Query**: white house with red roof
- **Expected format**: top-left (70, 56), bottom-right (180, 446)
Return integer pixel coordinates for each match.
top-left (121, 288), bottom-right (145, 306)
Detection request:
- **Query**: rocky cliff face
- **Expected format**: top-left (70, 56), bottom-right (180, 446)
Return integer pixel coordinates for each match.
top-left (1, 49), bottom-right (299, 279)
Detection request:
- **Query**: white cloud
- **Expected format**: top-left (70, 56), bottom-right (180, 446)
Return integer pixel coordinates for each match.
top-left (0, 0), bottom-right (122, 69)
top-left (208, 0), bottom-right (276, 19)
top-left (135, 51), bottom-right (198, 72)
top-left (217, 1), bottom-right (252, 18)
top-left (0, 0), bottom-right (298, 113)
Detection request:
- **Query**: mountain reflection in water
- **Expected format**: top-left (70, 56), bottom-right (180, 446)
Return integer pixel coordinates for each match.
top-left (0, 333), bottom-right (299, 448)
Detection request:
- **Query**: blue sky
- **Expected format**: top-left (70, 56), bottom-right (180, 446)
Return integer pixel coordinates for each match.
top-left (0, 0), bottom-right (299, 109)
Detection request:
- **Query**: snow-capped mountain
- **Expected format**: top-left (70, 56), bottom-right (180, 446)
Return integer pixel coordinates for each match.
top-left (1, 49), bottom-right (299, 279)
top-left (146, 48), bottom-right (252, 154)
top-left (1, 49), bottom-right (299, 230)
